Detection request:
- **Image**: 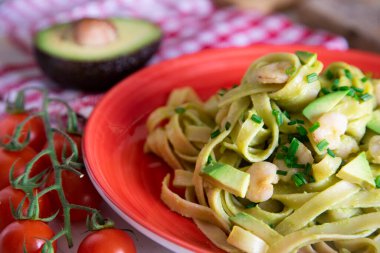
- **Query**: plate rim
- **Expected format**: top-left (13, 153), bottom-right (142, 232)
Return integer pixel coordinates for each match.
top-left (83, 44), bottom-right (380, 252)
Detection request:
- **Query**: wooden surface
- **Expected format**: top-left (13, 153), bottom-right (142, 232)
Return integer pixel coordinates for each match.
top-left (297, 0), bottom-right (380, 52)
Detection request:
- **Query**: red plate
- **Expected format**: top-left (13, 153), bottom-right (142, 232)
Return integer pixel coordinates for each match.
top-left (83, 45), bottom-right (380, 252)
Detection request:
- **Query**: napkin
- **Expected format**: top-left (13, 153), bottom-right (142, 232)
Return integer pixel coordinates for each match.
top-left (0, 0), bottom-right (348, 117)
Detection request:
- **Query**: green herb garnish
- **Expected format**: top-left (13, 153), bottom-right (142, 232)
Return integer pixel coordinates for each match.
top-left (210, 129), bottom-right (220, 139)
top-left (347, 88), bottom-right (356, 97)
top-left (245, 202), bottom-right (257, 209)
top-left (251, 114), bottom-right (263, 124)
top-left (352, 86), bottom-right (364, 93)
top-left (332, 79), bottom-right (340, 91)
top-left (316, 139), bottom-right (329, 151)
top-left (285, 66), bottom-right (296, 76)
top-left (272, 109), bottom-right (283, 126)
top-left (344, 69), bottom-right (353, 79)
top-left (288, 138), bottom-right (300, 158)
top-left (292, 173), bottom-right (308, 187)
top-left (283, 111), bottom-right (291, 119)
top-left (225, 121), bottom-right (231, 130)
top-left (375, 176), bottom-right (380, 188)
top-left (296, 125), bottom-right (307, 136)
top-left (277, 170), bottom-right (288, 176)
top-left (325, 70), bottom-right (334, 80)
top-left (360, 93), bottom-right (372, 101)
top-left (175, 107), bottom-right (186, 114)
top-left (306, 73), bottom-right (318, 83)
top-left (309, 122), bottom-right (320, 132)
top-left (338, 86), bottom-right (350, 91)
top-left (321, 87), bottom-right (330, 95)
top-left (327, 148), bottom-right (335, 158)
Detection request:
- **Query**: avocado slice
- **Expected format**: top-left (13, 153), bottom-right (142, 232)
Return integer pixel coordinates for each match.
top-left (302, 90), bottom-right (349, 121)
top-left (295, 51), bottom-right (317, 66)
top-left (336, 152), bottom-right (375, 188)
top-left (201, 162), bottom-right (250, 197)
top-left (33, 18), bottom-right (161, 91)
top-left (367, 109), bottom-right (380, 134)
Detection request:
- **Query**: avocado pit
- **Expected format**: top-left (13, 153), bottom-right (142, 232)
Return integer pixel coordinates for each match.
top-left (73, 18), bottom-right (117, 47)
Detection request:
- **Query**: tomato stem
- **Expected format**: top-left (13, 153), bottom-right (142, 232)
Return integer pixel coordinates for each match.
top-left (4, 87), bottom-right (117, 249)
top-left (48, 98), bottom-right (80, 134)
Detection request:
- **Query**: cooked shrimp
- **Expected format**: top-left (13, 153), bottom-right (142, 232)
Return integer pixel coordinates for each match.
top-left (246, 162), bottom-right (279, 203)
top-left (334, 135), bottom-right (359, 159)
top-left (254, 61), bottom-right (292, 84)
top-left (369, 135), bottom-right (380, 163)
top-left (312, 112), bottom-right (348, 150)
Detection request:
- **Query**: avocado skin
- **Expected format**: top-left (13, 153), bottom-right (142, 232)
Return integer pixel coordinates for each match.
top-left (33, 40), bottom-right (160, 91)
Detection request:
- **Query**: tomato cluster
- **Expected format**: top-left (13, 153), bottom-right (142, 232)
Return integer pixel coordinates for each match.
top-left (0, 103), bottom-right (136, 253)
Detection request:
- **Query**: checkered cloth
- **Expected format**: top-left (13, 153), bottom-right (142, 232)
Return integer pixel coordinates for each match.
top-left (0, 0), bottom-right (348, 117)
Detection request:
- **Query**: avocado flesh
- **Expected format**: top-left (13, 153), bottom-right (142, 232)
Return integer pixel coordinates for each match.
top-left (336, 152), bottom-right (375, 188)
top-left (295, 51), bottom-right (317, 66)
top-left (302, 90), bottom-right (349, 121)
top-left (33, 18), bottom-right (161, 91)
top-left (201, 162), bottom-right (250, 197)
top-left (367, 109), bottom-right (380, 134)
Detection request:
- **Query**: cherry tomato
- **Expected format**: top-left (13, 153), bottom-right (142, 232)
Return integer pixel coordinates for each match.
top-left (0, 186), bottom-right (53, 230)
top-left (0, 112), bottom-right (46, 152)
top-left (0, 147), bottom-right (49, 189)
top-left (0, 220), bottom-right (56, 253)
top-left (45, 168), bottom-right (102, 222)
top-left (77, 228), bottom-right (136, 253)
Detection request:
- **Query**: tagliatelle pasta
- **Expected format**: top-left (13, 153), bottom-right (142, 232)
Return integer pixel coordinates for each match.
top-left (144, 51), bottom-right (380, 253)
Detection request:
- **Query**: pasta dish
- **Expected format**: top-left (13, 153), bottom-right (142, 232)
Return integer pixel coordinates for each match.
top-left (144, 51), bottom-right (380, 253)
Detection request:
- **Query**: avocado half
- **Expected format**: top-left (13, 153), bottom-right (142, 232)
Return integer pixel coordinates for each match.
top-left (33, 18), bottom-right (162, 91)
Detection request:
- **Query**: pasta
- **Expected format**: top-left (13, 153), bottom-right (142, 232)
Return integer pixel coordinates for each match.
top-left (144, 51), bottom-right (380, 253)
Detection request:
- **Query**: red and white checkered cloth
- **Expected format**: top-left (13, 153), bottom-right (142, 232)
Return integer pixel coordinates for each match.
top-left (0, 0), bottom-right (348, 117)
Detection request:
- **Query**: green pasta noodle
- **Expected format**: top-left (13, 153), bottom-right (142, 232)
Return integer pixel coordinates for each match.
top-left (145, 51), bottom-right (380, 252)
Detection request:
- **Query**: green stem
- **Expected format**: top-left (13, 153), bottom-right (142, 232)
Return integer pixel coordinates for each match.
top-left (48, 98), bottom-right (80, 134)
top-left (69, 204), bottom-right (98, 214)
top-left (21, 149), bottom-right (50, 185)
top-left (40, 91), bottom-right (75, 247)
top-left (1, 112), bottom-right (44, 151)
top-left (52, 128), bottom-right (79, 163)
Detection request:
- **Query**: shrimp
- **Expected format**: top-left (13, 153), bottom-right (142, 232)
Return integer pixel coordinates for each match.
top-left (246, 162), bottom-right (279, 203)
top-left (312, 112), bottom-right (348, 150)
top-left (254, 61), bottom-right (292, 84)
